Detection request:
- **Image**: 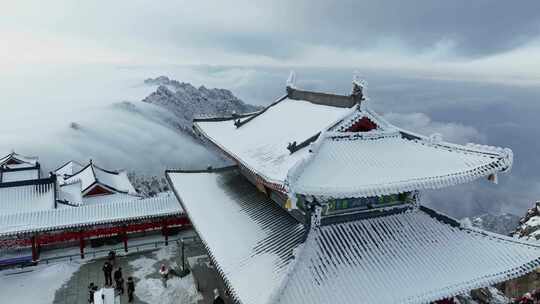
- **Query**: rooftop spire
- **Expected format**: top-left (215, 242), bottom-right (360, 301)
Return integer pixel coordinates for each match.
top-left (351, 72), bottom-right (367, 103)
top-left (286, 70), bottom-right (296, 89)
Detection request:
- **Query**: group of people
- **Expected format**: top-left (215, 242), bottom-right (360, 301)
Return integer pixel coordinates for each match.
top-left (87, 253), bottom-right (136, 303)
top-left (101, 261), bottom-right (136, 302)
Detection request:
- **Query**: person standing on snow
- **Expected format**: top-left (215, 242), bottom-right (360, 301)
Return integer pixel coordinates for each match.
top-left (127, 277), bottom-right (135, 303)
top-left (159, 264), bottom-right (169, 279)
top-left (114, 267), bottom-right (124, 294)
top-left (88, 282), bottom-right (98, 303)
top-left (102, 261), bottom-right (113, 286)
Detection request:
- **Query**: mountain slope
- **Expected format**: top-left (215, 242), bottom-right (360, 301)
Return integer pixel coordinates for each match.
top-left (461, 213), bottom-right (520, 235)
top-left (142, 76), bottom-right (259, 131)
top-left (513, 201), bottom-right (540, 240)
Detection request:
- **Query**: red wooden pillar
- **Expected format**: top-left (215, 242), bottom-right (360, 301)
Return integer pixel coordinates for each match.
top-left (162, 220), bottom-right (169, 246)
top-left (79, 232), bottom-right (85, 259)
top-left (31, 234), bottom-right (39, 262)
top-left (123, 227), bottom-right (128, 253)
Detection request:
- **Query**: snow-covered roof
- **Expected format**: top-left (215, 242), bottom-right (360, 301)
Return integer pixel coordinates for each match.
top-left (0, 194), bottom-right (182, 237)
top-left (167, 167), bottom-right (540, 304)
top-left (194, 97), bottom-right (353, 186)
top-left (0, 168), bottom-right (40, 183)
top-left (63, 162), bottom-right (137, 196)
top-left (195, 86), bottom-right (512, 198)
top-left (54, 160), bottom-right (84, 179)
top-left (58, 180), bottom-right (83, 205)
top-left (288, 130), bottom-right (513, 199)
top-left (0, 152), bottom-right (38, 168)
top-left (0, 180), bottom-right (55, 216)
top-left (277, 208), bottom-right (540, 304)
top-left (166, 168), bottom-right (306, 304)
top-left (82, 192), bottom-right (138, 205)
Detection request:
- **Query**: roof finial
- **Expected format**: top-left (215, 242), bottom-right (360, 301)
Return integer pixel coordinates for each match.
top-left (286, 70), bottom-right (296, 89)
top-left (352, 71), bottom-right (367, 104)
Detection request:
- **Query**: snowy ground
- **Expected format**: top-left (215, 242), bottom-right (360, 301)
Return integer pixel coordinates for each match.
top-left (0, 231), bottom-right (206, 304)
top-left (0, 261), bottom-right (82, 304)
top-left (129, 245), bottom-right (202, 304)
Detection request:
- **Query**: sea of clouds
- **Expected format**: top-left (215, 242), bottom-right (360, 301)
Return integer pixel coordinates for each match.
top-left (2, 64), bottom-right (539, 218)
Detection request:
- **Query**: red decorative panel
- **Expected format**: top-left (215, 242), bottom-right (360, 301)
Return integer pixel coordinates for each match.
top-left (345, 117), bottom-right (377, 132)
top-left (0, 216), bottom-right (191, 249)
top-left (85, 185), bottom-right (114, 197)
top-left (6, 159), bottom-right (22, 165)
top-left (0, 238), bottom-right (28, 248)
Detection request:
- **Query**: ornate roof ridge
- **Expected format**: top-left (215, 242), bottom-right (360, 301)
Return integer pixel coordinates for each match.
top-left (286, 86), bottom-right (359, 108)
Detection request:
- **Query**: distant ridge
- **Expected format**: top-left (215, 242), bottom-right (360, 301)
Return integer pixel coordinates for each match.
top-left (142, 76), bottom-right (260, 132)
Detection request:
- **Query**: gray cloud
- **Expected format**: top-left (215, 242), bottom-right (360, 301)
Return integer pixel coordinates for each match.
top-left (382, 112), bottom-right (484, 144)
top-left (160, 1), bottom-right (540, 59)
top-left (4, 0), bottom-right (540, 66)
top-left (287, 0), bottom-right (540, 57)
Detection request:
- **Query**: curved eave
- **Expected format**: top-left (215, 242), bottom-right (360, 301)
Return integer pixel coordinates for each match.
top-left (288, 133), bottom-right (513, 199)
top-left (295, 157), bottom-right (510, 199)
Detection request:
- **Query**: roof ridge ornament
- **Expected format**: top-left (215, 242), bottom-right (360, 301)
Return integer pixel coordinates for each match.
top-left (352, 72), bottom-right (367, 104)
top-left (286, 70), bottom-right (296, 89)
top-left (311, 205), bottom-right (322, 228)
top-left (428, 133), bottom-right (443, 144)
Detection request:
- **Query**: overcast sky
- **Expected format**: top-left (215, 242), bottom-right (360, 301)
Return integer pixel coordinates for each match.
top-left (2, 1), bottom-right (540, 82)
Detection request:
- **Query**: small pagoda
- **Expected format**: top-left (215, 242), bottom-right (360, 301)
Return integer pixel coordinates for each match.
top-left (167, 74), bottom-right (540, 304)
top-left (59, 160), bottom-right (138, 204)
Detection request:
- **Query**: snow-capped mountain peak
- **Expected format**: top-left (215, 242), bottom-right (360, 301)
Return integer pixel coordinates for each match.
top-left (142, 76), bottom-right (259, 130)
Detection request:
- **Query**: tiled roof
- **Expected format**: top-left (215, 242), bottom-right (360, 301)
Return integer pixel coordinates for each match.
top-left (194, 98), bottom-right (353, 185)
top-left (0, 168), bottom-right (40, 183)
top-left (0, 194), bottom-right (182, 237)
top-left (166, 168), bottom-right (306, 304)
top-left (277, 208), bottom-right (540, 304)
top-left (167, 168), bottom-right (540, 304)
top-left (58, 180), bottom-right (83, 205)
top-left (82, 192), bottom-right (138, 205)
top-left (64, 162), bottom-right (137, 196)
top-left (54, 160), bottom-right (84, 183)
top-left (0, 152), bottom-right (38, 167)
top-left (195, 89), bottom-right (512, 198)
top-left (288, 131), bottom-right (512, 199)
top-left (0, 180), bottom-right (55, 216)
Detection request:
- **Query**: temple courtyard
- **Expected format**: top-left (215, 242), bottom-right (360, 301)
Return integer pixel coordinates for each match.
top-left (0, 230), bottom-right (223, 304)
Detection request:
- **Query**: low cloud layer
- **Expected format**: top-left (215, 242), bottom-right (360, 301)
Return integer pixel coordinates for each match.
top-left (2, 65), bottom-right (540, 219)
top-left (0, 100), bottom-right (225, 175)
top-left (383, 112), bottom-right (484, 144)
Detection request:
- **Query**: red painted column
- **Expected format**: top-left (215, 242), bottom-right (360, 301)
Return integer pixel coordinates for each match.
top-left (123, 227), bottom-right (128, 253)
top-left (31, 235), bottom-right (39, 262)
top-left (163, 223), bottom-right (169, 246)
top-left (79, 232), bottom-right (85, 259)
